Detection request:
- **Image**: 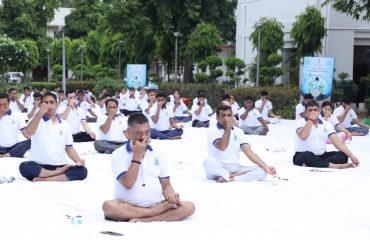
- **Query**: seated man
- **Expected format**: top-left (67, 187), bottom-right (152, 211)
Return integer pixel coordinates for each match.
top-left (19, 92), bottom-right (87, 181)
top-left (102, 113), bottom-right (195, 222)
top-left (121, 87), bottom-right (141, 116)
top-left (295, 94), bottom-right (313, 120)
top-left (141, 89), bottom-right (157, 128)
top-left (76, 89), bottom-right (98, 121)
top-left (94, 99), bottom-right (128, 154)
top-left (170, 92), bottom-right (192, 123)
top-left (255, 90), bottom-right (281, 124)
top-left (150, 93), bottom-right (183, 140)
top-left (293, 100), bottom-right (360, 169)
top-left (20, 86), bottom-right (34, 112)
top-left (204, 105), bottom-right (276, 183)
top-left (333, 97), bottom-right (370, 136)
top-left (229, 94), bottom-right (240, 120)
top-left (8, 88), bottom-right (25, 113)
top-left (27, 92), bottom-right (42, 120)
top-left (320, 101), bottom-right (352, 141)
top-left (58, 91), bottom-right (96, 142)
top-left (0, 93), bottom-right (31, 158)
top-left (238, 96), bottom-right (269, 135)
top-left (191, 93), bottom-right (213, 128)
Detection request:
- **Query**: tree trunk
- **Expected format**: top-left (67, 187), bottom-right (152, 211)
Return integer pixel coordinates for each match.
top-left (183, 57), bottom-right (193, 83)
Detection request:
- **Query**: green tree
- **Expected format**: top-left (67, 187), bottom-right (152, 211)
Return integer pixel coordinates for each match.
top-left (85, 31), bottom-right (101, 66)
top-left (249, 17), bottom-right (284, 85)
top-left (290, 6), bottom-right (327, 60)
top-left (70, 39), bottom-right (86, 70)
top-left (260, 53), bottom-right (283, 85)
top-left (17, 39), bottom-right (39, 85)
top-left (225, 57), bottom-right (246, 88)
top-left (50, 36), bottom-right (72, 72)
top-left (0, 34), bottom-right (24, 73)
top-left (323, 0), bottom-right (370, 21)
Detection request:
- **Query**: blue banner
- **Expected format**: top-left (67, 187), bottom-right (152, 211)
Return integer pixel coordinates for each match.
top-left (301, 57), bottom-right (335, 100)
top-left (126, 64), bottom-right (147, 89)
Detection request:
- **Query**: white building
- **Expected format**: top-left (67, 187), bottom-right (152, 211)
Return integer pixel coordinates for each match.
top-left (236, 0), bottom-right (370, 85)
top-left (47, 8), bottom-right (72, 38)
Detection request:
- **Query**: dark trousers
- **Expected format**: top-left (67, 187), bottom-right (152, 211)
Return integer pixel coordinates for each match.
top-left (192, 120), bottom-right (209, 128)
top-left (174, 116), bottom-right (192, 123)
top-left (150, 128), bottom-right (183, 140)
top-left (73, 132), bottom-right (95, 142)
top-left (120, 109), bottom-right (141, 116)
top-left (19, 161), bottom-right (88, 181)
top-left (94, 140), bottom-right (127, 154)
top-left (293, 151), bottom-right (348, 168)
top-left (0, 140), bottom-right (31, 158)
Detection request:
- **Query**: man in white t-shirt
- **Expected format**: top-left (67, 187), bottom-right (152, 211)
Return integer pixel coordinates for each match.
top-left (8, 88), bottom-right (25, 113)
top-left (19, 92), bottom-right (87, 182)
top-left (27, 92), bottom-right (42, 120)
top-left (122, 88), bottom-right (141, 116)
top-left (333, 97), bottom-right (370, 136)
top-left (320, 101), bottom-right (352, 140)
top-left (102, 113), bottom-right (195, 222)
top-left (255, 90), bottom-right (281, 124)
top-left (0, 93), bottom-right (31, 158)
top-left (191, 93), bottom-right (213, 128)
top-left (94, 99), bottom-right (128, 154)
top-left (295, 94), bottom-right (313, 120)
top-left (141, 89), bottom-right (157, 128)
top-left (293, 100), bottom-right (360, 169)
top-left (170, 92), bottom-right (192, 123)
top-left (150, 93), bottom-right (183, 140)
top-left (20, 86), bottom-right (34, 112)
top-left (238, 96), bottom-right (268, 135)
top-left (76, 89), bottom-right (98, 120)
top-left (204, 105), bottom-right (276, 183)
top-left (58, 91), bottom-right (96, 142)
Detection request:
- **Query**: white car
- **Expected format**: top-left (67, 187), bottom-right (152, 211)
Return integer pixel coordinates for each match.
top-left (4, 72), bottom-right (23, 83)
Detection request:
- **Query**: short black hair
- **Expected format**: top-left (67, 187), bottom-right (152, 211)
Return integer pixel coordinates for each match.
top-left (305, 99), bottom-right (319, 110)
top-left (244, 96), bottom-right (253, 102)
top-left (148, 89), bottom-right (156, 94)
top-left (33, 92), bottom-right (42, 99)
top-left (222, 94), bottom-right (231, 100)
top-left (128, 113), bottom-right (149, 128)
top-left (129, 87), bottom-right (135, 91)
top-left (77, 89), bottom-right (84, 94)
top-left (321, 101), bottom-right (332, 109)
top-left (58, 89), bottom-right (65, 94)
top-left (260, 90), bottom-right (268, 96)
top-left (66, 91), bottom-right (75, 97)
top-left (197, 90), bottom-right (205, 95)
top-left (216, 105), bottom-right (232, 116)
top-left (0, 93), bottom-right (10, 102)
top-left (42, 92), bottom-right (57, 102)
top-left (341, 96), bottom-right (352, 105)
top-left (303, 94), bottom-right (313, 100)
top-left (197, 93), bottom-right (206, 99)
top-left (156, 92), bottom-right (166, 98)
top-left (8, 88), bottom-right (17, 93)
top-left (23, 86), bottom-right (30, 91)
top-left (105, 98), bottom-right (118, 108)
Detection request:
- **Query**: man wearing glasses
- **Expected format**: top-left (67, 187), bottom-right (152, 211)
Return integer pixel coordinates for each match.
top-left (293, 100), bottom-right (360, 169)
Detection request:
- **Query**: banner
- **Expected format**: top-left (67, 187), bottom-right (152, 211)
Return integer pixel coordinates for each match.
top-left (301, 57), bottom-right (335, 100)
top-left (126, 64), bottom-right (147, 89)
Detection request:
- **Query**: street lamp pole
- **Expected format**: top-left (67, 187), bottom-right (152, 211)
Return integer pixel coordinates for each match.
top-left (46, 48), bottom-right (50, 82)
top-left (256, 20), bottom-right (263, 87)
top-left (118, 41), bottom-right (123, 83)
top-left (59, 27), bottom-right (66, 93)
top-left (173, 32), bottom-right (180, 82)
top-left (78, 45), bottom-right (84, 81)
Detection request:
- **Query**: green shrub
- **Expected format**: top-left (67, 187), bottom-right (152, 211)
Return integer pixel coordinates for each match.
top-left (31, 81), bottom-right (97, 92)
top-left (93, 77), bottom-right (125, 97)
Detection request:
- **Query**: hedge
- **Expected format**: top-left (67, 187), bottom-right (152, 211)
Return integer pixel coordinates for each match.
top-left (30, 81), bottom-right (97, 93)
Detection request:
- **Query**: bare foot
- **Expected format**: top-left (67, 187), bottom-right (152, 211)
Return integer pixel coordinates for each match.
top-left (0, 153), bottom-right (11, 158)
top-left (216, 176), bottom-right (227, 183)
top-left (170, 136), bottom-right (182, 140)
top-left (329, 163), bottom-right (354, 169)
top-left (56, 164), bottom-right (74, 174)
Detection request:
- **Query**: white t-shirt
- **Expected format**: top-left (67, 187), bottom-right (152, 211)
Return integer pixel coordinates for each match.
top-left (123, 96), bottom-right (141, 111)
top-left (19, 94), bottom-right (34, 109)
top-left (169, 100), bottom-right (188, 117)
top-left (27, 106), bottom-right (40, 119)
top-left (9, 100), bottom-right (24, 112)
top-left (319, 113), bottom-right (340, 128)
top-left (0, 110), bottom-right (26, 147)
top-left (238, 107), bottom-right (262, 127)
top-left (77, 100), bottom-right (91, 114)
top-left (111, 142), bottom-right (170, 207)
top-left (150, 105), bottom-right (174, 131)
top-left (231, 102), bottom-right (240, 116)
top-left (192, 97), bottom-right (208, 108)
top-left (57, 106), bottom-right (86, 135)
top-left (294, 118), bottom-right (335, 155)
top-left (255, 99), bottom-right (273, 120)
top-left (295, 103), bottom-right (305, 120)
top-left (333, 106), bottom-right (358, 128)
top-left (141, 100), bottom-right (156, 128)
top-left (207, 123), bottom-right (249, 166)
top-left (97, 114), bottom-right (127, 142)
top-left (191, 104), bottom-right (213, 122)
top-left (30, 115), bottom-right (73, 165)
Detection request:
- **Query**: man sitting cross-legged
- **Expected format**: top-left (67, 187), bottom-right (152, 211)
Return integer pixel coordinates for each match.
top-left (94, 99), bottom-right (128, 154)
top-left (293, 100), bottom-right (360, 169)
top-left (204, 105), bottom-right (276, 183)
top-left (102, 113), bottom-right (195, 222)
top-left (150, 92), bottom-right (183, 140)
top-left (58, 91), bottom-right (96, 142)
top-left (19, 92), bottom-right (87, 182)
